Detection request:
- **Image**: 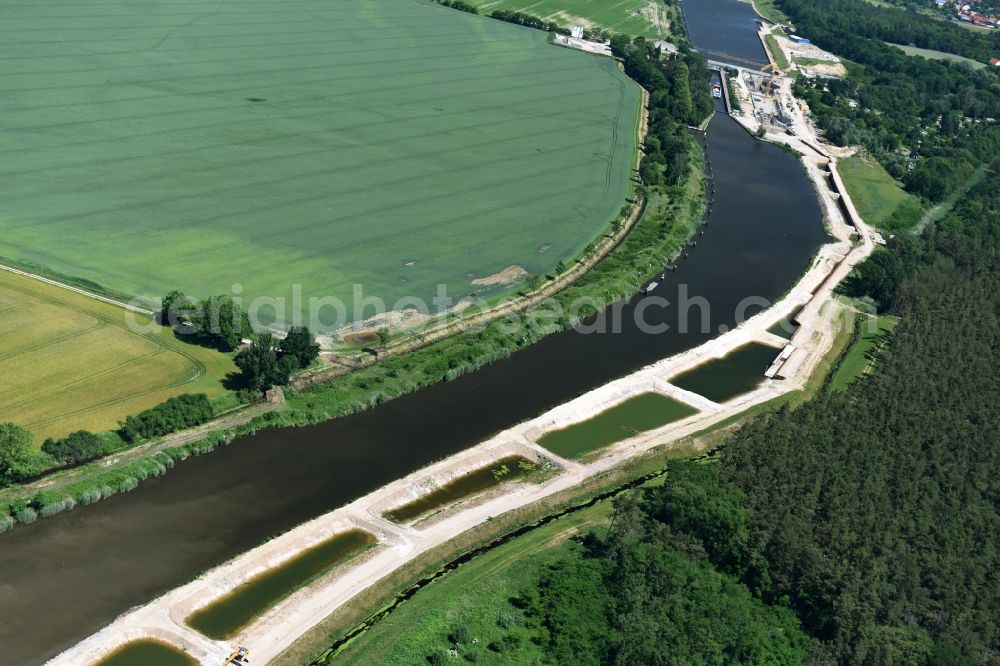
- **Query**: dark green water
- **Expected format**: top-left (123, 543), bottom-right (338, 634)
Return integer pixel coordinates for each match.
top-left (537, 393), bottom-right (699, 460)
top-left (768, 317), bottom-right (798, 339)
top-left (385, 456), bottom-right (536, 524)
top-left (95, 641), bottom-right (196, 666)
top-left (670, 343), bottom-right (778, 402)
top-left (186, 529), bottom-right (375, 640)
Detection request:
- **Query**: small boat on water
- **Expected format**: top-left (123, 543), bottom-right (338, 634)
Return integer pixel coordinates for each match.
top-left (712, 84), bottom-right (723, 99)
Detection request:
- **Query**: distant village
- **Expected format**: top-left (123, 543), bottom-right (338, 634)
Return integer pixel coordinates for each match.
top-left (937, 0), bottom-right (1000, 30)
top-left (933, 0), bottom-right (1000, 64)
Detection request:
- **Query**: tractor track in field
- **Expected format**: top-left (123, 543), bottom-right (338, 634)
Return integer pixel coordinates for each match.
top-left (0, 320), bottom-right (105, 363)
top-left (1, 348), bottom-right (168, 414)
top-left (604, 72), bottom-right (626, 197)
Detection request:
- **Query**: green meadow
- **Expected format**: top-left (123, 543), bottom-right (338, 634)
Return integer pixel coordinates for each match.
top-left (0, 0), bottom-right (640, 318)
top-left (829, 314), bottom-right (900, 391)
top-left (888, 42), bottom-right (987, 70)
top-left (838, 154), bottom-right (923, 230)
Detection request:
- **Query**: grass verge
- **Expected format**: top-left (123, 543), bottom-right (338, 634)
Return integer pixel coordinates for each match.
top-left (752, 0), bottom-right (790, 25)
top-left (828, 313), bottom-right (900, 391)
top-left (765, 33), bottom-right (790, 69)
top-left (837, 154), bottom-right (923, 231)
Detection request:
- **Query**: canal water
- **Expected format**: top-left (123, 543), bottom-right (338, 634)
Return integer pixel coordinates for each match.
top-left (680, 0), bottom-right (770, 68)
top-left (537, 393), bottom-right (698, 460)
top-left (669, 341), bottom-right (780, 403)
top-left (384, 456), bottom-right (536, 524)
top-left (0, 22), bottom-right (825, 666)
top-left (186, 529), bottom-right (375, 640)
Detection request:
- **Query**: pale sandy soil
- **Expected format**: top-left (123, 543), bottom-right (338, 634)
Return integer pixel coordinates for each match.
top-left (800, 61), bottom-right (847, 77)
top-left (470, 264), bottom-right (527, 286)
top-left (773, 33), bottom-right (847, 77)
top-left (554, 34), bottom-right (614, 56)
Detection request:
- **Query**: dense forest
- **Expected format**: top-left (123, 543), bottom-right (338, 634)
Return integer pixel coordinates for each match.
top-left (780, 0), bottom-right (1000, 202)
top-left (609, 37), bottom-right (714, 186)
top-left (521, 171), bottom-right (999, 664)
top-left (781, 0), bottom-right (999, 62)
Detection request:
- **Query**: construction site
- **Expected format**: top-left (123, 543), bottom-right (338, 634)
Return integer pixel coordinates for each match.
top-left (49, 110), bottom-right (875, 663)
top-left (37, 8), bottom-right (880, 664)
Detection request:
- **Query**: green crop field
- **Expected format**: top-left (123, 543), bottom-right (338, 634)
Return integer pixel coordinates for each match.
top-left (838, 154), bottom-right (922, 229)
top-left (0, 271), bottom-right (235, 442)
top-left (467, 0), bottom-right (670, 38)
top-left (0, 0), bottom-right (641, 323)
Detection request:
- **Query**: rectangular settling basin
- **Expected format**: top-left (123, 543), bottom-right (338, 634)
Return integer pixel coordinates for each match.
top-left (96, 640), bottom-right (197, 666)
top-left (669, 342), bottom-right (776, 403)
top-left (384, 456), bottom-right (538, 524)
top-left (767, 317), bottom-right (798, 340)
top-left (186, 529), bottom-right (375, 639)
top-left (537, 392), bottom-right (698, 460)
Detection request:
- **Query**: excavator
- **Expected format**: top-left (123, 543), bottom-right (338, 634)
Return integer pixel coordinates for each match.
top-left (223, 646), bottom-right (249, 665)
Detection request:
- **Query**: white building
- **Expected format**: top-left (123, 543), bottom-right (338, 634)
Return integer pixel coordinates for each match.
top-left (570, 25), bottom-right (584, 39)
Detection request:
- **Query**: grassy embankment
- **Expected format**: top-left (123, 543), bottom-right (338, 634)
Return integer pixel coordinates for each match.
top-left (752, 0), bottom-right (790, 25)
top-left (331, 500), bottom-right (613, 664)
top-left (792, 56), bottom-right (834, 67)
top-left (828, 313), bottom-right (900, 391)
top-left (766, 27), bottom-right (791, 69)
top-left (837, 154), bottom-right (924, 231)
top-left (0, 270), bottom-right (236, 442)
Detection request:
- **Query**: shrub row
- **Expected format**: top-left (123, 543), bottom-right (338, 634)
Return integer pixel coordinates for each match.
top-left (433, 0), bottom-right (478, 13)
top-left (121, 393), bottom-right (214, 443)
top-left (489, 10), bottom-right (571, 36)
top-left (0, 428), bottom-right (241, 530)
